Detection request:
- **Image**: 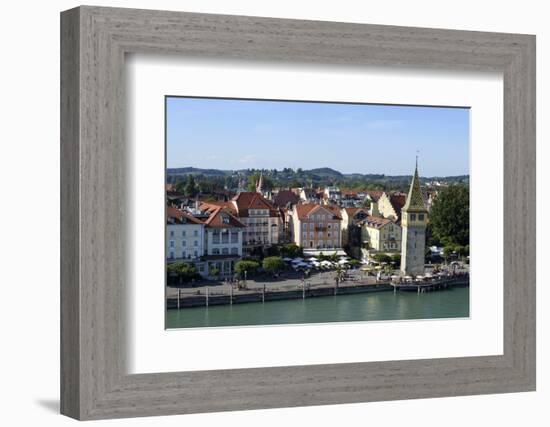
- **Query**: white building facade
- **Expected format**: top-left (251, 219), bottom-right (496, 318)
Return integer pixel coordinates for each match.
top-left (166, 206), bottom-right (205, 262)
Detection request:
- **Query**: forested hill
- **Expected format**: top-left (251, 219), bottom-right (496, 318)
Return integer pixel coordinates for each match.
top-left (167, 166), bottom-right (468, 190)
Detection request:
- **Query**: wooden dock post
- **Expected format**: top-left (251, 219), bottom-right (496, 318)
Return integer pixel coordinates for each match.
top-left (302, 281), bottom-right (305, 299)
top-left (206, 287), bottom-right (209, 307)
top-left (417, 285), bottom-right (420, 294)
top-left (262, 284), bottom-right (266, 303)
top-left (229, 285), bottom-right (233, 305)
top-left (177, 288), bottom-right (181, 309)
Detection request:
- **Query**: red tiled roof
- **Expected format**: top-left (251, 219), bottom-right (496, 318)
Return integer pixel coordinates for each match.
top-left (389, 194), bottom-right (406, 219)
top-left (344, 207), bottom-right (359, 215)
top-left (273, 190), bottom-right (300, 207)
top-left (166, 205), bottom-right (203, 225)
top-left (200, 201), bottom-right (237, 214)
top-left (360, 215), bottom-right (394, 229)
top-left (294, 203), bottom-right (342, 221)
top-left (231, 192), bottom-right (279, 217)
top-left (344, 207), bottom-right (369, 218)
top-left (204, 206), bottom-right (247, 229)
top-left (365, 190), bottom-right (384, 202)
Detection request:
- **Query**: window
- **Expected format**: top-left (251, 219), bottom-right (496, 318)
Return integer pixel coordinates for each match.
top-left (169, 240), bottom-right (174, 248)
top-left (194, 240), bottom-right (198, 247)
top-left (410, 213), bottom-right (416, 221)
top-left (194, 229), bottom-right (198, 236)
top-left (328, 224), bottom-right (332, 229)
top-left (169, 230), bottom-right (174, 237)
top-left (212, 248), bottom-right (220, 255)
top-left (231, 247), bottom-right (238, 255)
top-left (310, 223), bottom-right (314, 230)
top-left (194, 250), bottom-right (198, 257)
top-left (222, 248), bottom-right (229, 255)
top-left (419, 214), bottom-right (424, 221)
top-left (310, 232), bottom-right (314, 238)
top-left (182, 230), bottom-right (186, 237)
top-left (182, 251), bottom-right (186, 258)
top-left (182, 240), bottom-right (186, 247)
top-left (302, 223), bottom-right (307, 230)
top-left (231, 231), bottom-right (238, 243)
top-left (222, 215), bottom-right (230, 224)
top-left (169, 251), bottom-right (174, 259)
top-left (333, 224), bottom-right (338, 230)
top-left (303, 232), bottom-right (307, 239)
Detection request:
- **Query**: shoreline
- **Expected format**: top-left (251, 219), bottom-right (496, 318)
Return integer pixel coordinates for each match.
top-left (166, 277), bottom-right (470, 309)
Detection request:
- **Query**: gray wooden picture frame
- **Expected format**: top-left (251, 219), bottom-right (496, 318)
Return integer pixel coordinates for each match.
top-left (60, 5), bottom-right (536, 421)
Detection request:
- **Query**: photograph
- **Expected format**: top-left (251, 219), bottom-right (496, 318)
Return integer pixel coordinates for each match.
top-left (165, 96), bottom-right (470, 329)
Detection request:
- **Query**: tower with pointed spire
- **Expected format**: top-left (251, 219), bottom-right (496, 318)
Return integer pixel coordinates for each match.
top-left (400, 157), bottom-right (428, 276)
top-left (256, 172), bottom-right (264, 194)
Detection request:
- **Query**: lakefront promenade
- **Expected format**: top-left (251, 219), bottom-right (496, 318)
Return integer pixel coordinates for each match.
top-left (166, 267), bottom-right (469, 309)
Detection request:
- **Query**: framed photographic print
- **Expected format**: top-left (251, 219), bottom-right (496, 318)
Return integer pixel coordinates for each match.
top-left (61, 6), bottom-right (536, 420)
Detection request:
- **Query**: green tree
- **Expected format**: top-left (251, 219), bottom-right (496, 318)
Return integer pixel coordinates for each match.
top-left (246, 172), bottom-right (274, 192)
top-left (390, 253), bottom-right (401, 266)
top-left (209, 266), bottom-right (220, 279)
top-left (184, 174), bottom-right (198, 197)
top-left (429, 185), bottom-right (469, 246)
top-left (265, 245), bottom-right (281, 257)
top-left (442, 245), bottom-right (456, 263)
top-left (166, 262), bottom-right (200, 286)
top-left (348, 259), bottom-right (361, 268)
top-left (235, 260), bottom-right (260, 278)
top-left (372, 253), bottom-right (392, 264)
top-left (280, 243), bottom-right (303, 258)
top-left (334, 265), bottom-right (346, 284)
top-left (262, 256), bottom-right (285, 274)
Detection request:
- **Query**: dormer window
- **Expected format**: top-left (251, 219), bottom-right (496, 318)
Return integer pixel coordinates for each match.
top-left (222, 215), bottom-right (230, 224)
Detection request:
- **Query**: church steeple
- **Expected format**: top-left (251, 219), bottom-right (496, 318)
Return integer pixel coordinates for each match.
top-left (403, 158), bottom-right (426, 212)
top-left (256, 172), bottom-right (264, 194)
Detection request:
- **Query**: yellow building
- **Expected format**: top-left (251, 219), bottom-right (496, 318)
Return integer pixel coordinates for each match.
top-left (360, 216), bottom-right (401, 253)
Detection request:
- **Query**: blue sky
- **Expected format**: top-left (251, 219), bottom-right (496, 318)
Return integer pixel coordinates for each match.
top-left (166, 97), bottom-right (469, 177)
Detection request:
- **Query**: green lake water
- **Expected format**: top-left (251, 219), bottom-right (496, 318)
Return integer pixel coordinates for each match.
top-left (165, 286), bottom-right (470, 329)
